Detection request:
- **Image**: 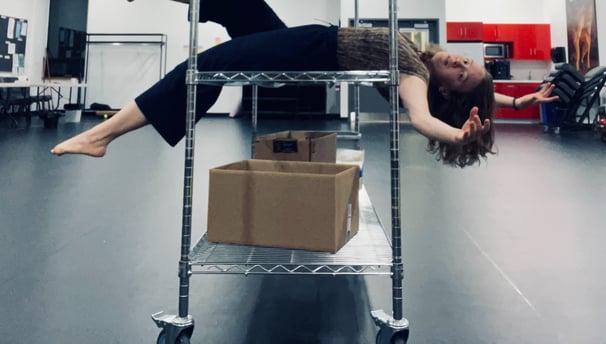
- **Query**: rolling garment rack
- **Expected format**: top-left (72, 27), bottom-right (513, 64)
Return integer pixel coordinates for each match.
top-left (151, 0), bottom-right (409, 343)
top-left (83, 33), bottom-right (168, 110)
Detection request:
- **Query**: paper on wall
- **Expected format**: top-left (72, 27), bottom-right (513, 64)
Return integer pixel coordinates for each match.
top-left (15, 21), bottom-right (21, 39)
top-left (7, 18), bottom-right (14, 39)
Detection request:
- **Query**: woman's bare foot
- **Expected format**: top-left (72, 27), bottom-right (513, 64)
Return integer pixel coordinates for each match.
top-left (50, 101), bottom-right (149, 157)
top-left (51, 131), bottom-right (110, 157)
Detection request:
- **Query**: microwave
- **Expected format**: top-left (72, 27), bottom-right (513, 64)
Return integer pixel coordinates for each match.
top-left (484, 43), bottom-right (510, 58)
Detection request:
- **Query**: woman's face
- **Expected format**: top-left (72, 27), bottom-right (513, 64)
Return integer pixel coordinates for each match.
top-left (429, 51), bottom-right (486, 93)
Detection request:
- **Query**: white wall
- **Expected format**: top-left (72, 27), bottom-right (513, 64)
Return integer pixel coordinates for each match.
top-left (267, 0), bottom-right (340, 26)
top-left (542, 1), bottom-right (567, 51)
top-left (0, 0), bottom-right (49, 82)
top-left (446, 0), bottom-right (549, 23)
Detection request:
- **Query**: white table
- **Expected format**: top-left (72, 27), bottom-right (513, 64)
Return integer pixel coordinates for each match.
top-left (0, 82), bottom-right (87, 126)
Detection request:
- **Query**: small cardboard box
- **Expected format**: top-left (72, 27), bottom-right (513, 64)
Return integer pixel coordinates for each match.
top-left (254, 131), bottom-right (337, 163)
top-left (207, 160), bottom-right (359, 253)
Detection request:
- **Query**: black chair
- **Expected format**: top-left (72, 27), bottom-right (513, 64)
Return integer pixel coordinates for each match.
top-left (540, 64), bottom-right (582, 132)
top-left (33, 90), bottom-right (63, 128)
top-left (543, 64), bottom-right (606, 132)
top-left (549, 63), bottom-right (584, 106)
top-left (0, 86), bottom-right (37, 128)
top-left (0, 88), bottom-right (17, 128)
top-left (10, 87), bottom-right (36, 124)
top-left (571, 66), bottom-right (606, 127)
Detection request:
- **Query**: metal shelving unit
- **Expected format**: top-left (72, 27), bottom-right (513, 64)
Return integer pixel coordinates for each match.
top-left (152, 1), bottom-right (408, 343)
top-left (194, 70), bottom-right (391, 86)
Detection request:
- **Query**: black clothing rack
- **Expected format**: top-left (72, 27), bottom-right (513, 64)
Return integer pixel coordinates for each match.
top-left (83, 33), bottom-right (168, 109)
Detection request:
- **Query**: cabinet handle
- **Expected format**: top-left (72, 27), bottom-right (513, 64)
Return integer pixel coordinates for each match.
top-left (460, 28), bottom-right (463, 36)
top-left (464, 27), bottom-right (467, 37)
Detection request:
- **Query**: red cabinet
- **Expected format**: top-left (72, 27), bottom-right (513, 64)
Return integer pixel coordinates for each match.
top-left (494, 82), bottom-right (542, 120)
top-left (483, 23), bottom-right (551, 61)
top-left (447, 22), bottom-right (484, 41)
top-left (483, 23), bottom-right (517, 42)
top-left (511, 24), bottom-right (551, 60)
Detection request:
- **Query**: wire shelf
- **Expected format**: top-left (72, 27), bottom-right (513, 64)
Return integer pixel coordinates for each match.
top-left (193, 70), bottom-right (391, 87)
top-left (189, 187), bottom-right (393, 275)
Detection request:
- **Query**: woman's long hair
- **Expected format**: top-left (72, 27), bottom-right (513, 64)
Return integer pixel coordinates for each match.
top-left (420, 48), bottom-right (497, 167)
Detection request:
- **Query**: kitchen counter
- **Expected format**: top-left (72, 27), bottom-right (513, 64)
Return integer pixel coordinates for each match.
top-left (493, 80), bottom-right (543, 121)
top-left (493, 80), bottom-right (545, 83)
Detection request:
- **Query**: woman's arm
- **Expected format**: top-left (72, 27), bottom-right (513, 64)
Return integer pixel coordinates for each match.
top-left (399, 74), bottom-right (490, 145)
top-left (495, 83), bottom-right (559, 109)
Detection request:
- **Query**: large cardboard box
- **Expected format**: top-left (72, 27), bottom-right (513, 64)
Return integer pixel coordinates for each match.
top-left (254, 131), bottom-right (336, 162)
top-left (207, 160), bottom-right (359, 253)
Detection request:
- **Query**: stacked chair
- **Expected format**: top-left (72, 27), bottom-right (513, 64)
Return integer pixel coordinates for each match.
top-left (0, 85), bottom-right (35, 128)
top-left (543, 63), bottom-right (606, 133)
top-left (33, 91), bottom-right (63, 128)
top-left (0, 77), bottom-right (63, 129)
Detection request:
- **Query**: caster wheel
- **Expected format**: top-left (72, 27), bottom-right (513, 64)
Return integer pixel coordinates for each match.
top-left (554, 127), bottom-right (561, 135)
top-left (601, 133), bottom-right (606, 143)
top-left (157, 330), bottom-right (191, 344)
top-left (376, 329), bottom-right (409, 344)
top-left (542, 125), bottom-right (549, 133)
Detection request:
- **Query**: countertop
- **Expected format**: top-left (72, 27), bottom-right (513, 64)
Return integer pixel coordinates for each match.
top-left (493, 79), bottom-right (544, 84)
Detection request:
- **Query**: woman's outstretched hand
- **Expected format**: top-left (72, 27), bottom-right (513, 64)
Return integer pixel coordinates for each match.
top-left (535, 83), bottom-right (559, 103)
top-left (455, 107), bottom-right (491, 145)
top-left (519, 83), bottom-right (560, 108)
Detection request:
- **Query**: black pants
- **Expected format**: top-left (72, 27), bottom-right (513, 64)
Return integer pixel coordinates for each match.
top-left (135, 20), bottom-right (339, 146)
top-left (195, 0), bottom-right (287, 38)
top-left (135, 0), bottom-right (289, 146)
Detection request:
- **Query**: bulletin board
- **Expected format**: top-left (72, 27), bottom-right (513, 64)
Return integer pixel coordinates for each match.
top-left (0, 14), bottom-right (28, 74)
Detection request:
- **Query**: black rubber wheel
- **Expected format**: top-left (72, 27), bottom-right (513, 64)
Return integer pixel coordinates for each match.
top-left (391, 331), bottom-right (409, 344)
top-left (601, 133), bottom-right (606, 143)
top-left (376, 329), bottom-right (409, 344)
top-left (156, 330), bottom-right (191, 344)
top-left (156, 331), bottom-right (167, 344)
top-left (177, 334), bottom-right (191, 344)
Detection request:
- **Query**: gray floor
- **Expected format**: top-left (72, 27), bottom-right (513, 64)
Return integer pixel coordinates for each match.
top-left (1, 113), bottom-right (606, 344)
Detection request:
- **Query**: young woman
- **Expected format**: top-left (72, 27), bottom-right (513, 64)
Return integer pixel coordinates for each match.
top-left (51, 0), bottom-right (556, 167)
